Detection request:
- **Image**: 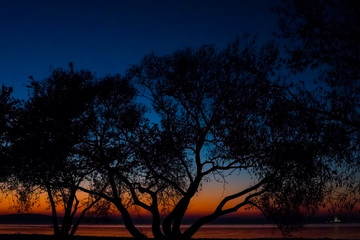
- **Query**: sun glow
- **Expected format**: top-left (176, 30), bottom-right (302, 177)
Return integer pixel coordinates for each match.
top-left (0, 172), bottom-right (264, 218)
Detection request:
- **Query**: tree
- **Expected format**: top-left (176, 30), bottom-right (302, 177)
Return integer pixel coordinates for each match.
top-left (79, 38), bottom-right (334, 240)
top-left (275, 0), bottom-right (360, 131)
top-left (0, 85), bottom-right (20, 188)
top-left (276, 0), bottom-right (360, 214)
top-left (77, 75), bottom-right (148, 239)
top-left (10, 64), bottom-right (100, 237)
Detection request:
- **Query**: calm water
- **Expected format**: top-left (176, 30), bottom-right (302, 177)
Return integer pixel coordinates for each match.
top-left (0, 224), bottom-right (359, 239)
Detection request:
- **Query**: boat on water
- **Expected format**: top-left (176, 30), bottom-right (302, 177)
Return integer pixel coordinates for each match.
top-left (327, 216), bottom-right (342, 224)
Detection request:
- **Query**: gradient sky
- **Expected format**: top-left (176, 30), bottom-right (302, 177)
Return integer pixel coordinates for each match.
top-left (0, 0), bottom-right (279, 216)
top-left (0, 0), bottom-right (278, 99)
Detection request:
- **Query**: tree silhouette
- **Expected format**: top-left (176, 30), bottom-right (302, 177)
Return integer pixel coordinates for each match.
top-left (1, 37), bottom-right (352, 239)
top-left (76, 38), bottom-right (334, 240)
top-left (10, 65), bottom-right (100, 237)
top-left (276, 0), bottom-right (360, 131)
top-left (76, 75), bottom-right (147, 239)
top-left (276, 0), bottom-right (360, 214)
top-left (0, 85), bottom-right (20, 188)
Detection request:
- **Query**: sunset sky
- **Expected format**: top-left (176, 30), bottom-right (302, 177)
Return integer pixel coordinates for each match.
top-left (0, 0), bottom-right (278, 218)
top-left (0, 0), bottom-right (278, 99)
top-left (0, 172), bottom-right (258, 217)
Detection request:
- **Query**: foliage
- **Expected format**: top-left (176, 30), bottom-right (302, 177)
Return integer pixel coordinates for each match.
top-left (276, 0), bottom-right (360, 214)
top-left (77, 74), bottom-right (148, 239)
top-left (9, 64), bottom-right (99, 237)
top-left (0, 85), bottom-right (20, 188)
top-left (2, 25), bottom-right (358, 239)
top-left (80, 37), bottom-right (332, 240)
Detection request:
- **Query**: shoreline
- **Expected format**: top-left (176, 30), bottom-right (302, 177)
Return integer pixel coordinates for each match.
top-left (0, 224), bottom-right (358, 239)
top-left (0, 234), bottom-right (350, 240)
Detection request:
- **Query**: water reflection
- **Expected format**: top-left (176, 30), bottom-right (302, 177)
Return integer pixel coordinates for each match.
top-left (0, 224), bottom-right (359, 239)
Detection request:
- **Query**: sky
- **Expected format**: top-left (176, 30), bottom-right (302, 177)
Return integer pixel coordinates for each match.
top-left (0, 0), bottom-right (280, 217)
top-left (0, 0), bottom-right (278, 99)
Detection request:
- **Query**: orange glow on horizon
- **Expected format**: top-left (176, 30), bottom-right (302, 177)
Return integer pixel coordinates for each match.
top-left (186, 182), bottom-right (261, 217)
top-left (1, 178), bottom-right (336, 219)
top-left (0, 175), bottom-right (261, 217)
top-left (0, 190), bottom-right (259, 218)
top-left (0, 192), bottom-right (50, 215)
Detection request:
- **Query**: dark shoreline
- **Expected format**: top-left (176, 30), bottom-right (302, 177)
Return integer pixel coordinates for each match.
top-left (0, 234), bottom-right (349, 240)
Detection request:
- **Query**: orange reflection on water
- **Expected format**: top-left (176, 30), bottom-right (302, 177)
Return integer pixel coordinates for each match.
top-left (1, 224), bottom-right (360, 239)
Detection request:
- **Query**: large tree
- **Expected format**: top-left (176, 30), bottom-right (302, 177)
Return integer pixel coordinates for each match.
top-left (79, 38), bottom-right (335, 240)
top-left (10, 65), bottom-right (100, 237)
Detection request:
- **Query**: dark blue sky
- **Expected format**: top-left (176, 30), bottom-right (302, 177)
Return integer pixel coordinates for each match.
top-left (0, 0), bottom-right (278, 99)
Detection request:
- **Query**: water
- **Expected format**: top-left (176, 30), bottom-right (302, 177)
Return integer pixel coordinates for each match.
top-left (0, 224), bottom-right (359, 239)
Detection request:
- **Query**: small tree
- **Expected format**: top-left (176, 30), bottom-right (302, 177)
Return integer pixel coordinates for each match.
top-left (10, 65), bottom-right (100, 237)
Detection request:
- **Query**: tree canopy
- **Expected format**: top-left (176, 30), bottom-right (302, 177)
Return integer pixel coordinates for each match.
top-left (9, 65), bottom-right (100, 237)
top-left (1, 3), bottom-right (359, 237)
top-left (124, 38), bottom-right (340, 238)
top-left (0, 85), bottom-right (19, 186)
top-left (276, 0), bottom-right (360, 214)
top-left (1, 35), bottom-right (356, 239)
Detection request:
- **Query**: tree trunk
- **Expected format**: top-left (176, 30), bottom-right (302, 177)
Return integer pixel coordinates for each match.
top-left (163, 232), bottom-right (191, 240)
top-left (70, 196), bottom-right (100, 236)
top-left (113, 199), bottom-right (148, 240)
top-left (46, 184), bottom-right (60, 237)
top-left (61, 188), bottom-right (76, 236)
top-left (150, 205), bottom-right (165, 240)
